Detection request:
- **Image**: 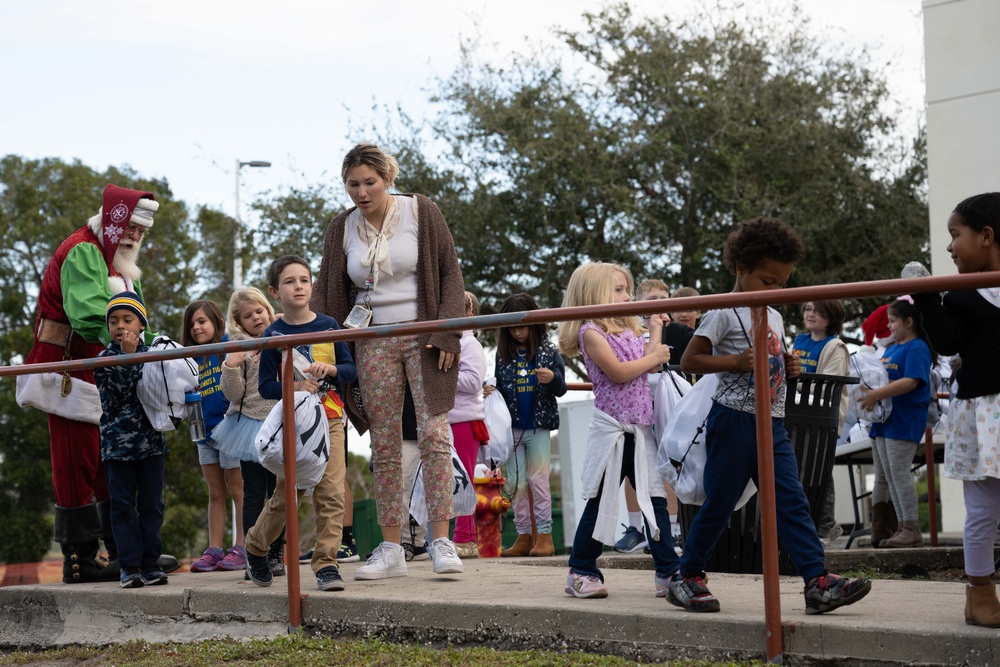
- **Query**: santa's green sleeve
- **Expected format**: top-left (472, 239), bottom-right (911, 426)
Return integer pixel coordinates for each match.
top-left (61, 243), bottom-right (155, 346)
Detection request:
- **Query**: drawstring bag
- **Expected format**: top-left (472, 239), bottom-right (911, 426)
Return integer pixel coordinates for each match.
top-left (654, 369), bottom-right (692, 440)
top-left (137, 335), bottom-right (199, 432)
top-left (409, 439), bottom-right (476, 527)
top-left (255, 391), bottom-right (330, 490)
top-left (480, 376), bottom-right (514, 469)
top-left (656, 374), bottom-right (756, 508)
top-left (848, 349), bottom-right (892, 424)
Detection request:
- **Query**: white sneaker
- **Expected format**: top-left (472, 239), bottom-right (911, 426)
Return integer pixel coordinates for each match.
top-left (428, 537), bottom-right (464, 575)
top-left (354, 542), bottom-right (408, 580)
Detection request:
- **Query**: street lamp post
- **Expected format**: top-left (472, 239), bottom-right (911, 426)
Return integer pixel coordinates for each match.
top-left (234, 159), bottom-right (271, 289)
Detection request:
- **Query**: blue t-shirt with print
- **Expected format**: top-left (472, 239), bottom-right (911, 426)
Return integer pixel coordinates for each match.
top-left (870, 338), bottom-right (932, 443)
top-left (513, 349), bottom-right (537, 430)
top-left (792, 334), bottom-right (835, 374)
top-left (197, 334), bottom-right (230, 434)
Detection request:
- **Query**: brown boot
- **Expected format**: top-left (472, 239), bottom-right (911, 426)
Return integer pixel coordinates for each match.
top-left (966, 582), bottom-right (1000, 627)
top-left (883, 520), bottom-right (923, 548)
top-left (529, 533), bottom-right (555, 557)
top-left (501, 533), bottom-right (534, 557)
top-left (870, 502), bottom-right (899, 548)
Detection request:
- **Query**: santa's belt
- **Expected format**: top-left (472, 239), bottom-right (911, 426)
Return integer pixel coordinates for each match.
top-left (36, 319), bottom-right (74, 349)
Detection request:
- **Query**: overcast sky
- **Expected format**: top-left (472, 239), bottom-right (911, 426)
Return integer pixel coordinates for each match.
top-left (2, 0), bottom-right (926, 219)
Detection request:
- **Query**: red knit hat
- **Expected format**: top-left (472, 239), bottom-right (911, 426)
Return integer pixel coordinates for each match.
top-left (862, 304), bottom-right (891, 346)
top-left (99, 184), bottom-right (158, 269)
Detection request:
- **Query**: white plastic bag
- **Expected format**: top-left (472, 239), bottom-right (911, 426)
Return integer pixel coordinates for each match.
top-left (409, 440), bottom-right (476, 527)
top-left (848, 349), bottom-right (892, 424)
top-left (137, 336), bottom-right (199, 432)
top-left (479, 376), bottom-right (514, 469)
top-left (255, 391), bottom-right (330, 490)
top-left (656, 374), bottom-right (756, 508)
top-left (654, 370), bottom-right (692, 440)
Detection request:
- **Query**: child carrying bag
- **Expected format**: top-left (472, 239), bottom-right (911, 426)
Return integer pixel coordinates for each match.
top-left (656, 374), bottom-right (756, 508)
top-left (137, 335), bottom-right (200, 432)
top-left (479, 376), bottom-right (514, 470)
top-left (255, 391), bottom-right (330, 490)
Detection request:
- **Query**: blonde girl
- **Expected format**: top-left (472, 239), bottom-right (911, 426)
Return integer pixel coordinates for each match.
top-left (211, 288), bottom-right (287, 575)
top-left (557, 262), bottom-right (676, 598)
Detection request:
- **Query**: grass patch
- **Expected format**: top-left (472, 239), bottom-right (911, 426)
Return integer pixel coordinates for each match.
top-left (0, 636), bottom-right (763, 667)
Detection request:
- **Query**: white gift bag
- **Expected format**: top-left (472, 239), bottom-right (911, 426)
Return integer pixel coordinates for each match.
top-left (479, 376), bottom-right (514, 469)
top-left (654, 369), bottom-right (692, 440)
top-left (255, 391), bottom-right (330, 490)
top-left (409, 440), bottom-right (476, 527)
top-left (656, 374), bottom-right (756, 508)
top-left (848, 349), bottom-right (892, 424)
top-left (137, 336), bottom-right (200, 432)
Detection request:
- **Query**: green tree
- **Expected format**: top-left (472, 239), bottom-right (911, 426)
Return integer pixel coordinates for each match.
top-left (0, 155), bottom-right (205, 562)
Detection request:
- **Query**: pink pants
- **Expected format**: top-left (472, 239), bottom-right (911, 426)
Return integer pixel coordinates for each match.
top-left (451, 421), bottom-right (479, 543)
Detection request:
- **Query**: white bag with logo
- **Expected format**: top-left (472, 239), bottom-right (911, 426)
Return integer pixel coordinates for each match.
top-left (137, 335), bottom-right (200, 432)
top-left (656, 374), bottom-right (756, 508)
top-left (255, 391), bottom-right (330, 490)
top-left (479, 376), bottom-right (514, 469)
top-left (409, 438), bottom-right (476, 527)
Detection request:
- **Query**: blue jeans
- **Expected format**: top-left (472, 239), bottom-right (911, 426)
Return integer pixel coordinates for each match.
top-left (105, 455), bottom-right (165, 570)
top-left (680, 402), bottom-right (825, 583)
top-left (568, 433), bottom-right (679, 581)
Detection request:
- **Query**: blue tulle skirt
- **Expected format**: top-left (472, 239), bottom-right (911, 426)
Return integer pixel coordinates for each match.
top-left (211, 413), bottom-right (264, 462)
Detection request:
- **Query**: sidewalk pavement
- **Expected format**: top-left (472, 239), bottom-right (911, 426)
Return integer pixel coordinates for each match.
top-left (1, 554), bottom-right (997, 666)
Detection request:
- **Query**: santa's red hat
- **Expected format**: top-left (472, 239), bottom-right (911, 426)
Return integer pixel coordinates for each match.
top-left (97, 184), bottom-right (159, 268)
top-left (862, 304), bottom-right (891, 346)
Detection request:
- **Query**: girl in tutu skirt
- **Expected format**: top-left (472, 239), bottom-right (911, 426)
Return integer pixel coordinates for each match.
top-left (211, 287), bottom-right (286, 575)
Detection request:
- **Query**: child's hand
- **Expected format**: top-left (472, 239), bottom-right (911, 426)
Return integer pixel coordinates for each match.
top-left (225, 351), bottom-right (246, 368)
top-left (733, 348), bottom-right (754, 372)
top-left (648, 341), bottom-right (671, 365)
top-left (858, 387), bottom-right (880, 412)
top-left (120, 330), bottom-right (140, 354)
top-left (483, 384), bottom-right (496, 398)
top-left (306, 361), bottom-right (337, 379)
top-left (294, 378), bottom-right (319, 393)
top-left (784, 351), bottom-right (802, 379)
top-left (536, 367), bottom-right (555, 384)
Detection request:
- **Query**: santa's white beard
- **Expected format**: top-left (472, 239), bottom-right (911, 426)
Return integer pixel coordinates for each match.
top-left (114, 241), bottom-right (143, 283)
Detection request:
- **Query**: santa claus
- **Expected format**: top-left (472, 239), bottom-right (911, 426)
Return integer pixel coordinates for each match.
top-left (24, 184), bottom-right (177, 583)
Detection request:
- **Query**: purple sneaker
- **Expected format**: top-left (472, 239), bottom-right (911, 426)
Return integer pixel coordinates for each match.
top-left (189, 547), bottom-right (225, 572)
top-left (215, 546), bottom-right (247, 571)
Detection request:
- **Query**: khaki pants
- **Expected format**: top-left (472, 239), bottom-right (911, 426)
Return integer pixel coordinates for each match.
top-left (245, 421), bottom-right (346, 573)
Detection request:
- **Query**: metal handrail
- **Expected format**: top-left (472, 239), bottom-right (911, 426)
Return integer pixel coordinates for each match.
top-left (4, 270), bottom-right (999, 661)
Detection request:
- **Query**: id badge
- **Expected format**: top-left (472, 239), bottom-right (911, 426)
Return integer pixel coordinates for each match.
top-left (344, 304), bottom-right (373, 329)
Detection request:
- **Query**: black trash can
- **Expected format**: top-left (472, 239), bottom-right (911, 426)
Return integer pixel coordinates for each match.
top-left (678, 372), bottom-right (858, 575)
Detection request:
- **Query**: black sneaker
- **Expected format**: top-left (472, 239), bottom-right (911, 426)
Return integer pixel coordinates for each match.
top-left (804, 571), bottom-right (871, 615)
top-left (337, 541), bottom-right (360, 563)
top-left (401, 542), bottom-right (428, 562)
top-left (119, 566), bottom-right (144, 589)
top-left (267, 540), bottom-right (286, 577)
top-left (245, 549), bottom-right (272, 587)
top-left (667, 572), bottom-right (721, 613)
top-left (299, 549), bottom-right (313, 564)
top-left (141, 568), bottom-right (168, 586)
top-left (316, 565), bottom-right (346, 592)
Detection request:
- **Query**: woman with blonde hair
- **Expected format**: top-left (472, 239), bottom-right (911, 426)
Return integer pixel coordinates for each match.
top-left (311, 143), bottom-right (467, 580)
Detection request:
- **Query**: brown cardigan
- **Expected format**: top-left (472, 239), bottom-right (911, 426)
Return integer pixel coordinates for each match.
top-left (311, 193), bottom-right (465, 435)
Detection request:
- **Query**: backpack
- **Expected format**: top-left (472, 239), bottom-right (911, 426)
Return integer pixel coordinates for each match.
top-left (137, 336), bottom-right (200, 432)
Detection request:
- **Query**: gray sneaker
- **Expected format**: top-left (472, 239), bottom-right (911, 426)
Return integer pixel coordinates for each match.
top-left (428, 537), bottom-right (464, 575)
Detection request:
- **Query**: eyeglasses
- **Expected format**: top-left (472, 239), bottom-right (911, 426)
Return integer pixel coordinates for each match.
top-left (124, 224), bottom-right (148, 238)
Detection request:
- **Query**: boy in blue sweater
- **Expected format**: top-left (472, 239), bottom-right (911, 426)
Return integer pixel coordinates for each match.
top-left (94, 292), bottom-right (168, 589)
top-left (245, 255), bottom-right (357, 592)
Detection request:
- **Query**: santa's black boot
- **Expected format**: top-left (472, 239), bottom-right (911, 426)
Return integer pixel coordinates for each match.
top-left (56, 504), bottom-right (115, 583)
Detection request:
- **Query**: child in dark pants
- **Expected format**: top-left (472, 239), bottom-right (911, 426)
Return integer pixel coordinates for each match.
top-left (94, 292), bottom-right (167, 589)
top-left (671, 217), bottom-right (871, 615)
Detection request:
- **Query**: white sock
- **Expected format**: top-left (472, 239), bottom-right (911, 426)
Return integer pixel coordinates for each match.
top-left (628, 512), bottom-right (643, 530)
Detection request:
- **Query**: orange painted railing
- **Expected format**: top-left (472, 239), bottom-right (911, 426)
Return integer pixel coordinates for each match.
top-left (3, 271), bottom-right (999, 660)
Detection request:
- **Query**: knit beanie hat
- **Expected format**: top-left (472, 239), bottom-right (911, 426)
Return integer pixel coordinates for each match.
top-left (106, 291), bottom-right (148, 330)
top-left (97, 184), bottom-right (159, 269)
